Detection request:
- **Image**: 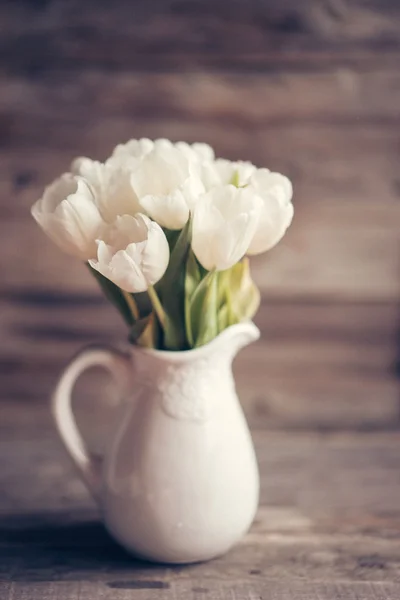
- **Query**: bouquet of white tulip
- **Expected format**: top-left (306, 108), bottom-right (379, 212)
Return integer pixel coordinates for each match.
top-left (32, 139), bottom-right (293, 350)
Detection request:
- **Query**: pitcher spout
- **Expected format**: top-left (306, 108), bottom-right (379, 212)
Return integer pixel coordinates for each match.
top-left (206, 321), bottom-right (260, 360)
top-left (131, 321), bottom-right (260, 368)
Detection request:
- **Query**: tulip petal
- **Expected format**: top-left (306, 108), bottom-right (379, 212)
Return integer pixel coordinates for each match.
top-left (139, 192), bottom-right (190, 231)
top-left (192, 185), bottom-right (262, 271)
top-left (130, 146), bottom-right (205, 229)
top-left (89, 214), bottom-right (169, 294)
top-left (247, 170), bottom-right (294, 254)
top-left (72, 157), bottom-right (142, 221)
top-left (31, 173), bottom-right (104, 260)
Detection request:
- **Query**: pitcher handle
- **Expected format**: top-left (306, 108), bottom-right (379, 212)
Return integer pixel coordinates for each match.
top-left (52, 345), bottom-right (131, 501)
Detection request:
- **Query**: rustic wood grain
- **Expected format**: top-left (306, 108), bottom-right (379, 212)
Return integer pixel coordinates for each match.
top-left (1, 0), bottom-right (400, 73)
top-left (2, 69), bottom-right (400, 132)
top-left (1, 580), bottom-right (399, 600)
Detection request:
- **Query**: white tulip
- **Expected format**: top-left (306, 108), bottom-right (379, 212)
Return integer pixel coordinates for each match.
top-left (89, 214), bottom-right (169, 293)
top-left (216, 159), bottom-right (256, 185)
top-left (174, 141), bottom-right (215, 163)
top-left (192, 185), bottom-right (263, 271)
top-left (108, 138), bottom-right (154, 167)
top-left (109, 138), bottom-right (214, 168)
top-left (72, 157), bottom-right (142, 222)
top-left (131, 145), bottom-right (205, 230)
top-left (31, 173), bottom-right (103, 260)
top-left (247, 169), bottom-right (294, 255)
top-left (147, 139), bottom-right (215, 164)
top-left (201, 158), bottom-right (256, 190)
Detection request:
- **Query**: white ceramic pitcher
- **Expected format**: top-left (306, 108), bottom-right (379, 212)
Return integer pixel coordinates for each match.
top-left (52, 322), bottom-right (260, 564)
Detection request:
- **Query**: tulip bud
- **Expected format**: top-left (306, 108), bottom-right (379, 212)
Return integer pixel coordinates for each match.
top-left (89, 214), bottom-right (169, 293)
top-left (191, 185), bottom-right (262, 271)
top-left (131, 146), bottom-right (205, 230)
top-left (247, 169), bottom-right (294, 255)
top-left (109, 138), bottom-right (154, 165)
top-left (201, 159), bottom-right (256, 190)
top-left (72, 157), bottom-right (142, 222)
top-left (31, 173), bottom-right (104, 261)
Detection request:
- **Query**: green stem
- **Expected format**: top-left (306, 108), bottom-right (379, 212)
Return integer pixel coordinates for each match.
top-left (148, 286), bottom-right (167, 330)
top-left (121, 289), bottom-right (139, 321)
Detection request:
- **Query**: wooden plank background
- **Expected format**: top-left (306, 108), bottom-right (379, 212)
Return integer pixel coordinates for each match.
top-left (0, 0), bottom-right (399, 430)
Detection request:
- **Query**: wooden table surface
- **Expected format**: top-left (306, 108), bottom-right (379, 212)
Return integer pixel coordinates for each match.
top-left (1, 0), bottom-right (400, 598)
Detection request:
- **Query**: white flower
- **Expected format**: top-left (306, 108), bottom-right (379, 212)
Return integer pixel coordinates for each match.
top-left (130, 145), bottom-right (205, 230)
top-left (192, 185), bottom-right (263, 271)
top-left (31, 173), bottom-right (103, 260)
top-left (174, 141), bottom-right (215, 163)
top-left (109, 138), bottom-right (214, 168)
top-left (73, 140), bottom-right (215, 231)
top-left (216, 159), bottom-right (256, 185)
top-left (201, 158), bottom-right (256, 190)
top-left (247, 169), bottom-right (294, 255)
top-left (108, 137), bottom-right (154, 167)
top-left (72, 157), bottom-right (142, 222)
top-left (89, 214), bottom-right (169, 293)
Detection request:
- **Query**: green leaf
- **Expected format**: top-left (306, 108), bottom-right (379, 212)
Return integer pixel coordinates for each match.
top-left (217, 302), bottom-right (231, 333)
top-left (133, 291), bottom-right (152, 318)
top-left (184, 249), bottom-right (202, 347)
top-left (157, 220), bottom-right (192, 350)
top-left (190, 270), bottom-right (218, 348)
top-left (129, 315), bottom-right (151, 344)
top-left (216, 269), bottom-right (232, 310)
top-left (215, 270), bottom-right (234, 332)
top-left (225, 258), bottom-right (260, 323)
top-left (88, 264), bottom-right (135, 326)
top-left (129, 313), bottom-right (159, 348)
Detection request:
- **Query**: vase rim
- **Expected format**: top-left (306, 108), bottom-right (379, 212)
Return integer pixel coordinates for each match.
top-left (129, 321), bottom-right (260, 363)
